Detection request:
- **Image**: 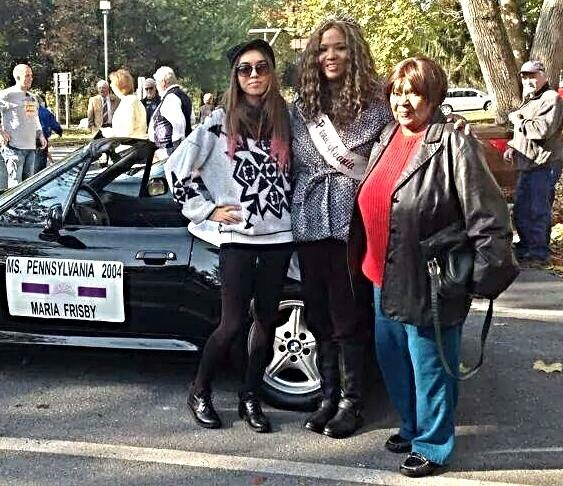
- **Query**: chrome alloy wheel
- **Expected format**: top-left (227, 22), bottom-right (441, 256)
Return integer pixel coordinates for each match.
top-left (249, 299), bottom-right (321, 397)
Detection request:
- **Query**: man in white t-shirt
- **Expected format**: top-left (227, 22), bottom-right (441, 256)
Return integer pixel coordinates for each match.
top-left (0, 64), bottom-right (47, 188)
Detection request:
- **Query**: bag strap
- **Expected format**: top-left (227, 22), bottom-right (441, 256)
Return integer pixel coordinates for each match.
top-left (428, 258), bottom-right (493, 381)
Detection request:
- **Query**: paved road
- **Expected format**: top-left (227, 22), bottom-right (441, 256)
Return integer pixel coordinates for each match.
top-left (0, 270), bottom-right (562, 485)
top-left (50, 145), bottom-right (81, 163)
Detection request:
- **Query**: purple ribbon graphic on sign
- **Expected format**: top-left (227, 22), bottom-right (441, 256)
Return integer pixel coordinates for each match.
top-left (22, 283), bottom-right (49, 294)
top-left (78, 286), bottom-right (107, 298)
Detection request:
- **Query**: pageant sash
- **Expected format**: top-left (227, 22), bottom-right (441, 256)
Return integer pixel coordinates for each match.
top-left (306, 114), bottom-right (367, 180)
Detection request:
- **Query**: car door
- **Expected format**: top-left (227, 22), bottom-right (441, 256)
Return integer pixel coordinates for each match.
top-left (0, 140), bottom-right (197, 341)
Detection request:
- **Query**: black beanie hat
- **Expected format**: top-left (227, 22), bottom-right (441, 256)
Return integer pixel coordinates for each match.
top-left (226, 39), bottom-right (276, 68)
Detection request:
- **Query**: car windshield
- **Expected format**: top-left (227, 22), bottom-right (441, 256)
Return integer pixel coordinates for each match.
top-left (0, 141), bottom-right (150, 226)
top-left (0, 147), bottom-right (87, 204)
top-left (0, 160), bottom-right (86, 225)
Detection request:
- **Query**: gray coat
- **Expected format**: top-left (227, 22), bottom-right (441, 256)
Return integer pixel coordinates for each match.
top-left (509, 84), bottom-right (563, 171)
top-left (290, 100), bottom-right (393, 243)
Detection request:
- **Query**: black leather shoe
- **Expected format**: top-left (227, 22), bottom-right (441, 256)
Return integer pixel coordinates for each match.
top-left (304, 399), bottom-right (338, 433)
top-left (323, 398), bottom-right (363, 439)
top-left (399, 452), bottom-right (442, 478)
top-left (187, 390), bottom-right (221, 429)
top-left (238, 392), bottom-right (271, 433)
top-left (384, 434), bottom-right (412, 453)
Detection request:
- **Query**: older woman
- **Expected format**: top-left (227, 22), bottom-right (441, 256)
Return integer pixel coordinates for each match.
top-left (165, 39), bottom-right (292, 433)
top-left (291, 15), bottom-right (392, 440)
top-left (102, 69), bottom-right (147, 138)
top-left (349, 57), bottom-right (518, 477)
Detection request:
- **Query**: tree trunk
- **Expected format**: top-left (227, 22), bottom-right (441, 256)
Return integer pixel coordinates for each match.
top-left (530, 0), bottom-right (563, 89)
top-left (459, 0), bottom-right (522, 123)
top-left (499, 0), bottom-right (528, 68)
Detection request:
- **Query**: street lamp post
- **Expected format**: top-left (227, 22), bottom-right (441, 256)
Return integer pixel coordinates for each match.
top-left (99, 1), bottom-right (111, 80)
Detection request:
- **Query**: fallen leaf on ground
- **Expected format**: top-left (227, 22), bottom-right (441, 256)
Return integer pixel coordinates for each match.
top-left (533, 360), bottom-right (562, 373)
top-left (250, 477), bottom-right (267, 485)
top-left (459, 362), bottom-right (471, 374)
top-left (36, 403), bottom-right (50, 409)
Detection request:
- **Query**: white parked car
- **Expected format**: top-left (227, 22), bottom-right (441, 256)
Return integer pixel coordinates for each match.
top-left (441, 88), bottom-right (493, 115)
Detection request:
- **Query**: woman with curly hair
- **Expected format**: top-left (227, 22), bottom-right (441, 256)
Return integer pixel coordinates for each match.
top-left (291, 15), bottom-right (392, 439)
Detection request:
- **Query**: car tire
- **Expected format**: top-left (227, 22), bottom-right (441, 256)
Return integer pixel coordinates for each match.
top-left (248, 299), bottom-right (321, 411)
top-left (441, 104), bottom-right (453, 116)
top-left (484, 101), bottom-right (492, 111)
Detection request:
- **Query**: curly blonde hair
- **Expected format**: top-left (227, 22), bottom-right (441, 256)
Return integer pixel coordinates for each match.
top-left (297, 16), bottom-right (382, 127)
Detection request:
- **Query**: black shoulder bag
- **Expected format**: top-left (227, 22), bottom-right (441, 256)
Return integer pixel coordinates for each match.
top-left (420, 222), bottom-right (493, 381)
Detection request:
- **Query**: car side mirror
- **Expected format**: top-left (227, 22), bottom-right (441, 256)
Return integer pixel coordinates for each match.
top-left (40, 203), bottom-right (63, 241)
top-left (147, 177), bottom-right (168, 197)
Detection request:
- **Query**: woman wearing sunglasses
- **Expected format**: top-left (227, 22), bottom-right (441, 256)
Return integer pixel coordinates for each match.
top-left (290, 15), bottom-right (393, 439)
top-left (165, 39), bottom-right (292, 433)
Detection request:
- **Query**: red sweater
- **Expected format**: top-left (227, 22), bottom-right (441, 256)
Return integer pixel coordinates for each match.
top-left (358, 129), bottom-right (424, 286)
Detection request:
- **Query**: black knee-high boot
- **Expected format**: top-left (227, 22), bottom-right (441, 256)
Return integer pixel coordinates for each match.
top-left (304, 341), bottom-right (340, 433)
top-left (323, 341), bottom-right (364, 438)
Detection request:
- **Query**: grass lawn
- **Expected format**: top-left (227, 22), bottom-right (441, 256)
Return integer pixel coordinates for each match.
top-left (50, 126), bottom-right (93, 146)
top-left (455, 109), bottom-right (496, 123)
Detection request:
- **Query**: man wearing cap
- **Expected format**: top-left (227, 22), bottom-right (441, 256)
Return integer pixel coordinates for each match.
top-left (149, 66), bottom-right (192, 160)
top-left (87, 80), bottom-right (120, 134)
top-left (141, 78), bottom-right (161, 126)
top-left (504, 60), bottom-right (563, 263)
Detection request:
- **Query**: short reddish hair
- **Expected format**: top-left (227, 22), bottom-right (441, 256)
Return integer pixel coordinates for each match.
top-left (385, 56), bottom-right (448, 109)
top-left (109, 69), bottom-right (134, 95)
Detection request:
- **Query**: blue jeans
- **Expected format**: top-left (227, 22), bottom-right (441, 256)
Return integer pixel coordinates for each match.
top-left (514, 167), bottom-right (552, 260)
top-left (0, 146), bottom-right (35, 188)
top-left (374, 287), bottom-right (461, 465)
top-left (547, 163), bottom-right (562, 244)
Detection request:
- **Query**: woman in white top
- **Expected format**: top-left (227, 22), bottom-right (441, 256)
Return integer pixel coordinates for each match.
top-left (102, 69), bottom-right (147, 138)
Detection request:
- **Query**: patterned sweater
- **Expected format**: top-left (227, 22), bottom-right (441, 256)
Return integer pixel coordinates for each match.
top-left (164, 108), bottom-right (293, 245)
top-left (291, 99), bottom-right (393, 243)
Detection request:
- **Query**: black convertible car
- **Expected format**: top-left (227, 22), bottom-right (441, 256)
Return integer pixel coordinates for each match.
top-left (0, 138), bottom-right (320, 409)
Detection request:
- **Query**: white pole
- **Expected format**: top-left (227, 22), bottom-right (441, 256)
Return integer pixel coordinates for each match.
top-left (103, 11), bottom-right (109, 80)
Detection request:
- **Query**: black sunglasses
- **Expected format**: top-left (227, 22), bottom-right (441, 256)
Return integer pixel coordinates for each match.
top-left (236, 61), bottom-right (270, 77)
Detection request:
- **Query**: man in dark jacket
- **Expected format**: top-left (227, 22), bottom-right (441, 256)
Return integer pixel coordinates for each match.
top-left (36, 95), bottom-right (63, 172)
top-left (141, 78), bottom-right (161, 126)
top-left (504, 60), bottom-right (563, 263)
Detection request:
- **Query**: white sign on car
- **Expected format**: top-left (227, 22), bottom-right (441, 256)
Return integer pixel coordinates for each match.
top-left (5, 257), bottom-right (124, 322)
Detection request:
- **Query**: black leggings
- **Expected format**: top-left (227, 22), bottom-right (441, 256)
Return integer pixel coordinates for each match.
top-left (298, 239), bottom-right (368, 345)
top-left (193, 243), bottom-right (292, 394)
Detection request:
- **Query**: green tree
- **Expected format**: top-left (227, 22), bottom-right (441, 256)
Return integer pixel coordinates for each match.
top-left (0, 0), bottom-right (54, 89)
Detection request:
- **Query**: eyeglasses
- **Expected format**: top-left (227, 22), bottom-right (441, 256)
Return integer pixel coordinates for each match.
top-left (236, 61), bottom-right (270, 77)
top-left (145, 87), bottom-right (155, 91)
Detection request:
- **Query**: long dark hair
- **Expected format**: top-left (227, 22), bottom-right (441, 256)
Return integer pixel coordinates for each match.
top-left (222, 51), bottom-right (291, 170)
top-left (297, 17), bottom-right (381, 127)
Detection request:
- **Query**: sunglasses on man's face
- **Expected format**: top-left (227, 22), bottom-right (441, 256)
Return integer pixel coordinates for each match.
top-left (145, 87), bottom-right (155, 91)
top-left (236, 61), bottom-right (270, 77)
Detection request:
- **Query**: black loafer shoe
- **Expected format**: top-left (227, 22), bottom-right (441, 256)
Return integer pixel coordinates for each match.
top-left (399, 452), bottom-right (442, 478)
top-left (187, 389), bottom-right (222, 429)
top-left (384, 434), bottom-right (411, 453)
top-left (238, 392), bottom-right (271, 433)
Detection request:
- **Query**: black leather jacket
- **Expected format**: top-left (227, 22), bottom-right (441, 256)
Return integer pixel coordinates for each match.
top-left (348, 113), bottom-right (518, 328)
